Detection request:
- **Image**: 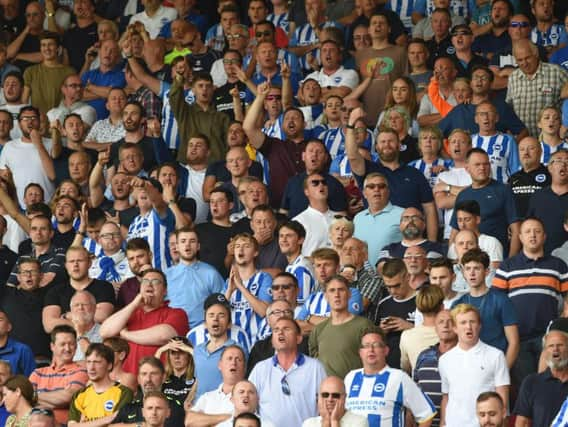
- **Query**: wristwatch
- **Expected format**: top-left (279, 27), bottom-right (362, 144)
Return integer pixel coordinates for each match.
top-left (446, 184), bottom-right (451, 193)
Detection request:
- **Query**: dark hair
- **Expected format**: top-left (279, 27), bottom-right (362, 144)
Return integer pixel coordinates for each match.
top-left (141, 268), bottom-right (167, 287)
top-left (188, 132), bottom-right (211, 149)
top-left (360, 326), bottom-right (386, 344)
top-left (283, 107), bottom-right (305, 122)
top-left (126, 237), bottom-right (151, 253)
top-left (104, 336), bottom-right (130, 359)
top-left (210, 187), bottom-right (234, 204)
top-left (4, 375), bottom-right (36, 406)
top-left (274, 317), bottom-right (301, 335)
top-left (455, 200), bottom-right (481, 217)
top-left (311, 247), bottom-right (339, 265)
top-left (18, 106), bottom-right (40, 121)
top-left (220, 4), bottom-right (240, 16)
top-left (86, 207), bottom-right (105, 227)
top-left (119, 142), bottom-right (144, 157)
top-left (29, 214), bottom-right (52, 228)
top-left (251, 204), bottom-right (275, 219)
top-left (63, 113), bottom-right (83, 127)
top-left (51, 324), bottom-right (77, 343)
top-left (85, 343), bottom-right (115, 367)
top-left (273, 272), bottom-right (299, 288)
top-left (192, 71), bottom-right (213, 85)
top-left (461, 248), bottom-right (490, 269)
top-left (370, 11), bottom-right (390, 24)
top-left (323, 274), bottom-right (350, 291)
top-left (466, 147), bottom-right (489, 160)
top-left (0, 109), bottom-right (12, 127)
top-left (521, 216), bottom-right (545, 230)
top-left (17, 256), bottom-right (41, 272)
top-left (3, 71), bottom-right (23, 87)
top-left (234, 412), bottom-right (260, 427)
top-left (429, 257), bottom-right (455, 272)
top-left (382, 258), bottom-right (407, 278)
top-left (39, 31), bottom-right (60, 45)
top-left (477, 391), bottom-right (504, 407)
top-left (224, 48), bottom-right (243, 63)
top-left (492, 0), bottom-right (513, 15)
top-left (138, 356), bottom-right (165, 374)
top-left (470, 64), bottom-right (494, 82)
top-left (255, 20), bottom-right (275, 31)
top-left (431, 7), bottom-right (451, 20)
top-left (278, 220), bottom-right (306, 239)
top-left (124, 100), bottom-right (145, 118)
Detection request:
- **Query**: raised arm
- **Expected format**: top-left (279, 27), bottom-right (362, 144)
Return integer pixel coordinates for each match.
top-left (100, 294), bottom-right (143, 338)
top-left (243, 81), bottom-right (270, 150)
top-left (345, 107), bottom-right (367, 177)
top-left (31, 130), bottom-right (55, 181)
top-left (89, 147), bottom-right (110, 207)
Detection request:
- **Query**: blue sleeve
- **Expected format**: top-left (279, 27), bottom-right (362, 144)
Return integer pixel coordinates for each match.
top-left (348, 288), bottom-right (363, 315)
top-left (450, 192), bottom-right (464, 230)
top-left (416, 171), bottom-right (434, 203)
top-left (258, 273), bottom-right (273, 303)
top-left (498, 293), bottom-right (518, 326)
top-left (289, 73), bottom-right (301, 94)
top-left (205, 25), bottom-right (216, 43)
top-left (296, 298), bottom-right (310, 320)
top-left (20, 346), bottom-right (36, 376)
top-left (211, 271), bottom-right (225, 293)
top-left (507, 137), bottom-right (521, 176)
top-left (290, 27), bottom-right (300, 47)
top-left (414, 0), bottom-right (427, 15)
top-left (438, 114), bottom-right (452, 137)
top-left (81, 71), bottom-right (91, 85)
top-left (329, 157), bottom-right (341, 174)
top-left (280, 181), bottom-right (292, 211)
top-left (160, 81), bottom-right (171, 98)
top-left (499, 103), bottom-right (525, 134)
top-left (158, 21), bottom-right (172, 39)
top-left (562, 100), bottom-right (568, 127)
top-left (187, 329), bottom-right (197, 346)
top-left (151, 136), bottom-right (172, 164)
top-left (154, 208), bottom-right (175, 230)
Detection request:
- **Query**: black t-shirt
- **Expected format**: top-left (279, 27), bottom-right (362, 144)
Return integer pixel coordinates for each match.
top-left (176, 196), bottom-right (196, 222)
top-left (0, 284), bottom-right (52, 358)
top-left (62, 22), bottom-right (98, 73)
top-left (368, 294), bottom-right (416, 369)
top-left (256, 239), bottom-right (287, 271)
top-left (99, 200), bottom-right (140, 228)
top-left (44, 278), bottom-right (115, 314)
top-left (187, 48), bottom-right (221, 73)
top-left (213, 81), bottom-right (247, 121)
top-left (0, 245), bottom-right (17, 285)
top-left (114, 392), bottom-right (185, 427)
top-left (53, 147), bottom-right (98, 185)
top-left (509, 165), bottom-right (552, 219)
top-left (205, 159), bottom-right (263, 182)
top-left (18, 228), bottom-right (76, 255)
top-left (162, 375), bottom-right (195, 403)
top-left (195, 221), bottom-right (235, 278)
top-left (0, 14), bottom-right (25, 43)
top-left (12, 33), bottom-right (40, 72)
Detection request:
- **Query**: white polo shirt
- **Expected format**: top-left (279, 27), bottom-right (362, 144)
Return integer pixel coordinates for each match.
top-left (305, 66), bottom-right (359, 89)
top-left (439, 340), bottom-right (510, 427)
top-left (193, 383), bottom-right (233, 415)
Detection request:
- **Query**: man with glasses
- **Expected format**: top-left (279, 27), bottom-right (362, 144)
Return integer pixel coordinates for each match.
top-left (293, 173), bottom-right (340, 257)
top-left (88, 221), bottom-right (132, 283)
top-left (47, 74), bottom-right (96, 128)
top-left (302, 376), bottom-right (368, 427)
top-left (0, 105), bottom-right (57, 205)
top-left (354, 172), bottom-right (404, 267)
top-left (249, 317), bottom-right (327, 427)
top-left (100, 269), bottom-right (189, 374)
top-left (344, 327), bottom-right (436, 426)
top-left (43, 245), bottom-right (115, 333)
top-left (211, 24), bottom-right (249, 87)
top-left (213, 50), bottom-right (247, 121)
top-left (527, 149), bottom-right (568, 254)
top-left (367, 258), bottom-right (417, 369)
top-left (68, 290), bottom-right (103, 361)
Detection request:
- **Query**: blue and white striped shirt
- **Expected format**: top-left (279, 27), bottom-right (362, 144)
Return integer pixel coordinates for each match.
top-left (408, 158), bottom-right (454, 188)
top-left (531, 23), bottom-right (566, 48)
top-left (330, 152), bottom-right (379, 177)
top-left (291, 21), bottom-right (343, 72)
top-left (385, 0), bottom-right (416, 30)
top-left (160, 81), bottom-right (195, 150)
top-left (540, 140), bottom-right (568, 165)
top-left (472, 133), bottom-right (521, 183)
top-left (300, 104), bottom-right (325, 132)
top-left (205, 24), bottom-right (225, 52)
top-left (415, 0), bottom-right (470, 17)
top-left (344, 367), bottom-right (437, 427)
top-left (262, 115), bottom-right (285, 140)
top-left (187, 323), bottom-right (252, 354)
top-left (224, 270), bottom-right (273, 344)
top-left (296, 288), bottom-right (363, 320)
top-left (285, 255), bottom-right (316, 305)
top-left (267, 12), bottom-right (290, 34)
top-left (127, 208), bottom-right (175, 271)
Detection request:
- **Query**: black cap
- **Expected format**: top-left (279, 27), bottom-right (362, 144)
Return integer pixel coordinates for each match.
top-left (204, 293), bottom-right (231, 313)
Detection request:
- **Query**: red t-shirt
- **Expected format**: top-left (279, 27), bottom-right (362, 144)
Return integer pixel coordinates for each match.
top-left (123, 303), bottom-right (189, 374)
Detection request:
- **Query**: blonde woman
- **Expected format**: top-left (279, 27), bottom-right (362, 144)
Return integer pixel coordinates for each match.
top-left (408, 126), bottom-right (452, 188)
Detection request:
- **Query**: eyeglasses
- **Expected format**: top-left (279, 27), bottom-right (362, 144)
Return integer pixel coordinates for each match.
top-left (30, 408), bottom-right (54, 416)
top-left (100, 232), bottom-right (121, 240)
top-left (320, 392), bottom-right (342, 399)
top-left (452, 31), bottom-right (471, 37)
top-left (550, 159), bottom-right (568, 166)
top-left (271, 284), bottom-right (293, 291)
top-left (385, 283), bottom-right (402, 290)
top-left (256, 30), bottom-right (273, 38)
top-left (265, 95), bottom-right (282, 101)
top-left (309, 179), bottom-right (327, 187)
top-left (19, 116), bottom-right (38, 122)
top-left (268, 309), bottom-right (294, 316)
top-left (226, 34), bottom-right (246, 40)
top-left (365, 183), bottom-right (387, 190)
top-left (140, 278), bottom-right (164, 286)
top-left (223, 58), bottom-right (241, 65)
top-left (360, 342), bottom-right (385, 349)
top-left (472, 75), bottom-right (490, 82)
top-left (401, 215), bottom-right (424, 222)
top-left (510, 21), bottom-right (530, 28)
top-left (281, 376), bottom-right (291, 396)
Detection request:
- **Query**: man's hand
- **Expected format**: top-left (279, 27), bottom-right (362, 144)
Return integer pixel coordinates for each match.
top-left (348, 107), bottom-right (365, 125)
top-left (381, 316), bottom-right (413, 332)
top-left (162, 183), bottom-right (176, 204)
top-left (97, 146), bottom-right (111, 166)
top-left (29, 129), bottom-right (43, 147)
top-left (257, 81), bottom-right (271, 98)
top-left (146, 118), bottom-right (161, 137)
top-left (229, 85), bottom-right (240, 99)
top-left (281, 62), bottom-right (291, 80)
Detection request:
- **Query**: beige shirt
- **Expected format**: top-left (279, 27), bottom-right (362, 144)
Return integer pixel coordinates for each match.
top-left (399, 325), bottom-right (439, 373)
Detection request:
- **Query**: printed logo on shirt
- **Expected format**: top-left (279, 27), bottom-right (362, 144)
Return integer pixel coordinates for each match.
top-left (334, 76), bottom-right (342, 84)
top-left (104, 400), bottom-right (115, 411)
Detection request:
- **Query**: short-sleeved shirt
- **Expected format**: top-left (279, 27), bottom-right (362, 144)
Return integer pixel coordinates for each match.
top-left (527, 186), bottom-right (568, 254)
top-left (509, 164), bottom-right (551, 218)
top-left (44, 279), bottom-right (115, 315)
top-left (113, 390), bottom-right (185, 427)
top-left (81, 66), bottom-right (127, 120)
top-left (69, 383), bottom-right (132, 422)
top-left (123, 303), bottom-right (189, 374)
top-left (514, 369), bottom-right (568, 427)
top-left (23, 63), bottom-right (75, 113)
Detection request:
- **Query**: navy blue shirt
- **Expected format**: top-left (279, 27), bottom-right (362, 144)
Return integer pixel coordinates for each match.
top-left (472, 31), bottom-right (512, 58)
top-left (527, 186), bottom-right (568, 255)
top-left (450, 180), bottom-right (520, 254)
top-left (378, 240), bottom-right (446, 265)
top-left (438, 98), bottom-right (525, 137)
top-left (280, 172), bottom-right (347, 218)
top-left (514, 369), bottom-right (568, 427)
top-left (355, 160), bottom-right (434, 210)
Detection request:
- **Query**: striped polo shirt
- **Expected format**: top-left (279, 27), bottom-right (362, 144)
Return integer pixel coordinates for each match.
top-left (493, 252), bottom-right (568, 340)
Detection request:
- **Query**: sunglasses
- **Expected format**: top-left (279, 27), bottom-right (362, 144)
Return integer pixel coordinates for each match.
top-left (509, 21), bottom-right (530, 28)
top-left (272, 284), bottom-right (293, 290)
top-left (265, 95), bottom-right (282, 101)
top-left (281, 376), bottom-right (291, 395)
top-left (309, 179), bottom-right (327, 187)
top-left (256, 30), bottom-right (273, 38)
top-left (223, 59), bottom-right (241, 65)
top-left (320, 392), bottom-right (342, 399)
top-left (365, 183), bottom-right (387, 190)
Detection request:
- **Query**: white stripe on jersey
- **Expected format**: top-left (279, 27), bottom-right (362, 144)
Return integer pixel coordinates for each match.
top-left (262, 115), bottom-right (285, 140)
top-left (225, 270), bottom-right (273, 344)
top-left (426, 0), bottom-right (468, 17)
top-left (321, 127), bottom-right (345, 159)
top-left (344, 367), bottom-right (436, 427)
top-left (285, 255), bottom-right (316, 305)
top-left (293, 21), bottom-right (341, 71)
top-left (472, 133), bottom-right (520, 183)
top-left (187, 323), bottom-right (252, 353)
top-left (160, 82), bottom-right (195, 150)
top-left (127, 209), bottom-right (174, 271)
top-left (408, 158), bottom-right (453, 188)
top-left (267, 12), bottom-right (289, 33)
top-left (540, 140), bottom-right (568, 165)
top-left (531, 24), bottom-right (566, 48)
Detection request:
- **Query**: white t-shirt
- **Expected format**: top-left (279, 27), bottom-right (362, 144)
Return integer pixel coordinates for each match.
top-left (193, 383), bottom-right (233, 415)
top-left (129, 6), bottom-right (177, 39)
top-left (436, 167), bottom-right (472, 239)
top-left (182, 165), bottom-right (208, 224)
top-left (439, 340), bottom-right (510, 427)
top-left (0, 137), bottom-right (55, 206)
top-left (447, 233), bottom-right (504, 263)
top-left (305, 66), bottom-right (360, 90)
top-left (293, 206), bottom-right (336, 256)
